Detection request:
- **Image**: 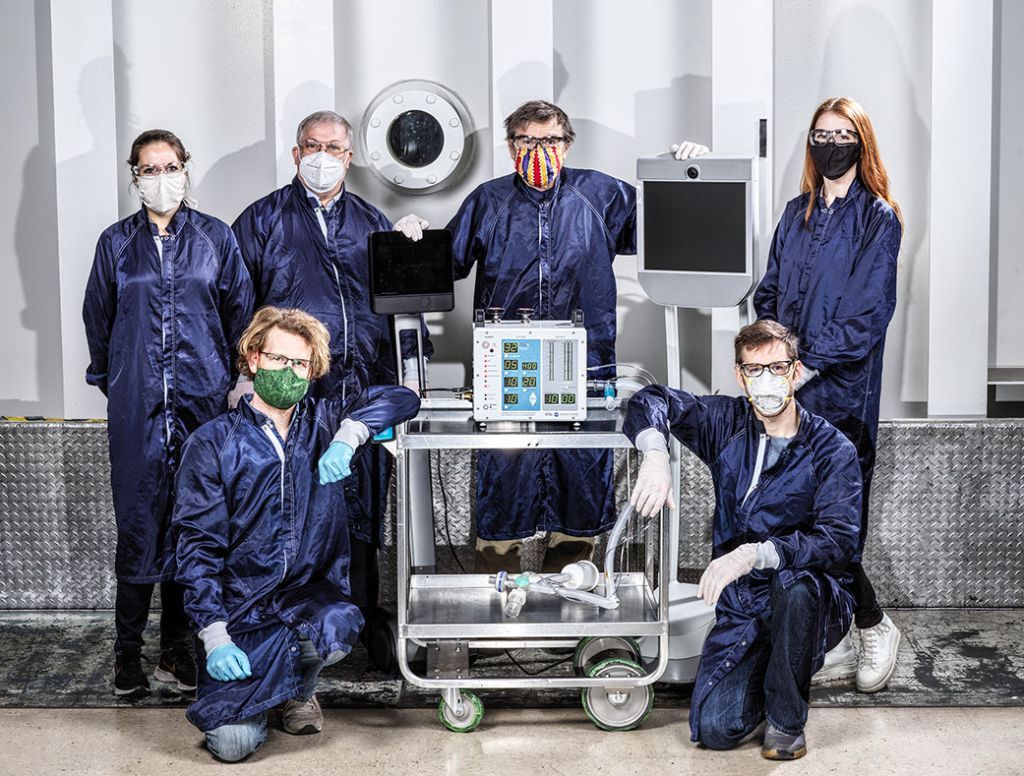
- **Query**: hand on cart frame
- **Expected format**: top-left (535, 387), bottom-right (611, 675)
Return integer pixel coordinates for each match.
top-left (630, 449), bottom-right (674, 517)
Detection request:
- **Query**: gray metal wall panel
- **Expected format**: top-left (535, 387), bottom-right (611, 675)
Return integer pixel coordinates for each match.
top-left (2, 420), bottom-right (1022, 609)
top-left (0, 423), bottom-right (116, 608)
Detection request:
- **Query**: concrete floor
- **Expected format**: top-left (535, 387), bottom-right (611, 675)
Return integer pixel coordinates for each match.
top-left (2, 707), bottom-right (1023, 775)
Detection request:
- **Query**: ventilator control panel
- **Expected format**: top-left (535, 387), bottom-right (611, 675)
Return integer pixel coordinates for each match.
top-left (472, 310), bottom-right (588, 422)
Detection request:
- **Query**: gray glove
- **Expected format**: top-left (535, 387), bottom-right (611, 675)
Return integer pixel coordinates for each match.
top-left (226, 376), bottom-right (254, 409)
top-left (794, 367), bottom-right (819, 391)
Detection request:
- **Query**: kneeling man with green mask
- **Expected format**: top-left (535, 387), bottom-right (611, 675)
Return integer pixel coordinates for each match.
top-left (172, 306), bottom-right (420, 762)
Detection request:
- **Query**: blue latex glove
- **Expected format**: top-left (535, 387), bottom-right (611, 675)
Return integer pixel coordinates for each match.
top-left (207, 644), bottom-right (252, 682)
top-left (318, 441), bottom-right (355, 484)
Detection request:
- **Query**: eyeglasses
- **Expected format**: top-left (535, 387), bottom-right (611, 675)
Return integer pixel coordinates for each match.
top-left (260, 351), bottom-right (312, 372)
top-left (738, 360), bottom-right (794, 378)
top-left (132, 162), bottom-right (185, 177)
top-left (808, 128), bottom-right (860, 147)
top-left (510, 135), bottom-right (567, 151)
top-left (300, 140), bottom-right (351, 157)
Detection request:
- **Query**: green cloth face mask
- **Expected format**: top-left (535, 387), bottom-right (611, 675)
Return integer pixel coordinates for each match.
top-left (252, 367), bottom-right (310, 409)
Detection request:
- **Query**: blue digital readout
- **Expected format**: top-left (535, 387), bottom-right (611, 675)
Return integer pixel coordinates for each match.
top-left (501, 339), bottom-right (541, 412)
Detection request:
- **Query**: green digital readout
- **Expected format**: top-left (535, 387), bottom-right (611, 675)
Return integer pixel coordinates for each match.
top-left (503, 342), bottom-right (519, 354)
top-left (560, 393), bottom-right (576, 404)
top-left (504, 376), bottom-right (518, 387)
top-left (522, 376), bottom-right (537, 388)
top-left (504, 394), bottom-right (518, 405)
top-left (544, 394), bottom-right (559, 404)
top-left (521, 361), bottom-right (538, 371)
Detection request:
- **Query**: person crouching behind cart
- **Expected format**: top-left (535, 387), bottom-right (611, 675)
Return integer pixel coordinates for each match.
top-left (172, 307), bottom-right (420, 762)
top-left (624, 320), bottom-right (861, 761)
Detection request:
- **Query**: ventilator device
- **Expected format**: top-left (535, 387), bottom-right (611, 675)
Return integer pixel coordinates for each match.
top-left (472, 308), bottom-right (588, 422)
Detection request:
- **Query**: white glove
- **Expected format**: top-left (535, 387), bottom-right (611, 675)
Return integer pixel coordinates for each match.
top-left (226, 376), bottom-right (254, 409)
top-left (630, 449), bottom-right (675, 517)
top-left (670, 140), bottom-right (710, 160)
top-left (394, 214), bottom-right (429, 241)
top-left (698, 543), bottom-right (758, 607)
top-left (794, 367), bottom-right (819, 391)
top-left (402, 357), bottom-right (424, 395)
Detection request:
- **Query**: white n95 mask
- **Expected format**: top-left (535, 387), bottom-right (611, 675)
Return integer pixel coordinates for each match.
top-left (137, 171), bottom-right (187, 216)
top-left (299, 151), bottom-right (346, 193)
top-left (744, 371), bottom-right (793, 417)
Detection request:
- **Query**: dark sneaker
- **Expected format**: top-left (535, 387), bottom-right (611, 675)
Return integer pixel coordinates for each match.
top-left (154, 643), bottom-right (197, 692)
top-left (762, 724), bottom-right (807, 760)
top-left (113, 649), bottom-right (151, 698)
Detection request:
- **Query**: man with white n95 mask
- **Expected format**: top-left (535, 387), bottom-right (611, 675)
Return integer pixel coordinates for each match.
top-left (625, 320), bottom-right (862, 761)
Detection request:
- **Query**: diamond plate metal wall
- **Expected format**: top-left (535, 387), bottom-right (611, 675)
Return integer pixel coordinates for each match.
top-left (675, 421), bottom-right (1024, 607)
top-left (0, 423), bottom-right (116, 608)
top-left (3, 420), bottom-right (1022, 609)
top-left (863, 422), bottom-right (1024, 607)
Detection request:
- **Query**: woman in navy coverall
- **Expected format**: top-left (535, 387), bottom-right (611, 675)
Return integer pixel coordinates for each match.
top-left (753, 97), bottom-right (903, 693)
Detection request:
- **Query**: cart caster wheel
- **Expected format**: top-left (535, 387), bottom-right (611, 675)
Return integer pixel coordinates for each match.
top-left (580, 658), bottom-right (654, 731)
top-left (438, 691), bottom-right (484, 733)
top-left (573, 636), bottom-right (642, 677)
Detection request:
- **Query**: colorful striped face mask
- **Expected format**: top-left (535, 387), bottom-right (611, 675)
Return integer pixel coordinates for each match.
top-left (515, 143), bottom-right (563, 189)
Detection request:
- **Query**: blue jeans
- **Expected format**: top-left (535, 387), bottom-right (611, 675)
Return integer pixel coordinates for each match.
top-left (205, 637), bottom-right (346, 763)
top-left (699, 574), bottom-right (818, 750)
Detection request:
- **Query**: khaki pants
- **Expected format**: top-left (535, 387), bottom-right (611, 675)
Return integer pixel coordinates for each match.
top-left (474, 533), bottom-right (595, 574)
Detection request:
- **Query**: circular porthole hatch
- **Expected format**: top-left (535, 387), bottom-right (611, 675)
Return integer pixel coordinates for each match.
top-left (361, 80), bottom-right (474, 193)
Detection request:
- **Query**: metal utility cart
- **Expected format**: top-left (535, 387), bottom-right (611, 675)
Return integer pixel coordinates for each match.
top-left (394, 401), bottom-right (670, 732)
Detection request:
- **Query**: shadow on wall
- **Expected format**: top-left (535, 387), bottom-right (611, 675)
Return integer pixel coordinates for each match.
top-left (55, 55), bottom-right (124, 419)
top-left (112, 43), bottom-right (138, 218)
top-left (9, 2), bottom-right (62, 416)
top-left (189, 64), bottom-right (292, 224)
top-left (774, 5), bottom-right (930, 417)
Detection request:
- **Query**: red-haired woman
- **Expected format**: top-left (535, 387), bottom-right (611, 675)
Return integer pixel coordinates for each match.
top-left (753, 97), bottom-right (903, 694)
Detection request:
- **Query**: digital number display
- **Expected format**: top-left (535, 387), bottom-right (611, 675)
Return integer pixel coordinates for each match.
top-left (503, 342), bottom-right (519, 354)
top-left (544, 394), bottom-right (559, 404)
top-left (522, 376), bottom-right (537, 388)
top-left (560, 393), bottom-right (576, 404)
top-left (504, 394), bottom-right (518, 405)
top-left (504, 377), bottom-right (518, 387)
top-left (521, 361), bottom-right (538, 371)
top-left (503, 359), bottom-right (518, 371)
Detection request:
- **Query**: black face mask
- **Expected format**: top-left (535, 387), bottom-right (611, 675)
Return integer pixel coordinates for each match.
top-left (809, 142), bottom-right (862, 180)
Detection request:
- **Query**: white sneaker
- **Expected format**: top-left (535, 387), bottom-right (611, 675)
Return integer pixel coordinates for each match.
top-left (856, 613), bottom-right (901, 693)
top-left (811, 631), bottom-right (858, 685)
top-left (281, 694), bottom-right (323, 735)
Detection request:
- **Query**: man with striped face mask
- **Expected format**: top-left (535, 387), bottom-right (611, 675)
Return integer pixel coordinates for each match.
top-left (448, 102), bottom-right (635, 573)
top-left (512, 129), bottom-right (565, 190)
top-left (395, 100), bottom-right (708, 574)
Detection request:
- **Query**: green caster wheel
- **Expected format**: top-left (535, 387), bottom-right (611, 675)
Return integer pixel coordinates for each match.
top-left (438, 690), bottom-right (484, 733)
top-left (580, 658), bottom-right (654, 731)
top-left (573, 636), bottom-right (642, 677)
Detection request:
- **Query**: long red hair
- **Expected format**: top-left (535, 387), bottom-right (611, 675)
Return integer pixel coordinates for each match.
top-left (801, 97), bottom-right (903, 226)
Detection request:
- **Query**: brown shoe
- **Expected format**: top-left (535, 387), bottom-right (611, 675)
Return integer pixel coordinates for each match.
top-left (281, 693), bottom-right (323, 735)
